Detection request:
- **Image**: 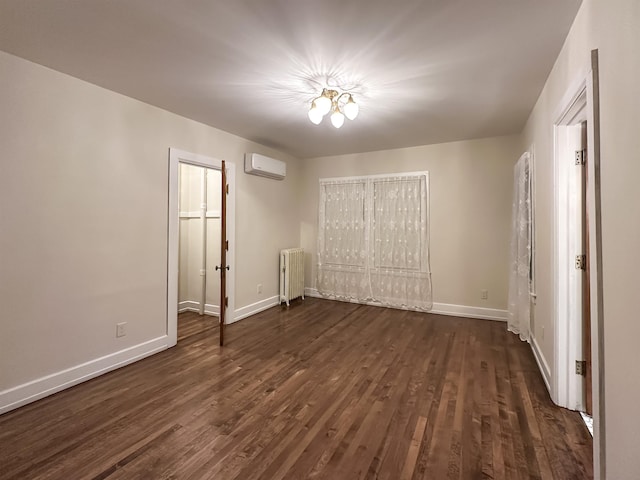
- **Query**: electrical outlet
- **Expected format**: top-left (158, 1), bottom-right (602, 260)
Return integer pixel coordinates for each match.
top-left (257, 283), bottom-right (263, 294)
top-left (116, 322), bottom-right (127, 338)
top-left (480, 289), bottom-right (488, 300)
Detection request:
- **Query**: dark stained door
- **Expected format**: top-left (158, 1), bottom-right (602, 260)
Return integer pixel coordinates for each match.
top-left (581, 122), bottom-right (592, 415)
top-left (219, 160), bottom-right (228, 346)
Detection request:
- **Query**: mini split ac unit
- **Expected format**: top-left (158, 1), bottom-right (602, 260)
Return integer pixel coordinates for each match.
top-left (244, 153), bottom-right (286, 180)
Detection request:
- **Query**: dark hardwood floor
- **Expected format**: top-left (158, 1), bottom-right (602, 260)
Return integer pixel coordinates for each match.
top-left (0, 298), bottom-right (592, 479)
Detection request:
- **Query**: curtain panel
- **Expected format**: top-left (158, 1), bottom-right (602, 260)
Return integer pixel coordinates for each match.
top-left (317, 172), bottom-right (432, 311)
top-left (507, 152), bottom-right (533, 341)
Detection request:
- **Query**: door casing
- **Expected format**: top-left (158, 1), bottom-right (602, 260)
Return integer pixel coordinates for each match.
top-left (551, 50), bottom-right (605, 479)
top-left (167, 148), bottom-right (236, 346)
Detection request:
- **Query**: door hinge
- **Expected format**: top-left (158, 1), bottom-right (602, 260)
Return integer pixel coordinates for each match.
top-left (225, 239), bottom-right (229, 251)
top-left (575, 149), bottom-right (586, 165)
top-left (226, 184), bottom-right (229, 195)
top-left (225, 297), bottom-right (228, 307)
top-left (575, 254), bottom-right (586, 270)
top-left (576, 360), bottom-right (587, 376)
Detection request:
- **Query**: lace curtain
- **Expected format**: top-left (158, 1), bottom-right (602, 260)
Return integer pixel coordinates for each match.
top-left (317, 173), bottom-right (432, 311)
top-left (507, 152), bottom-right (533, 341)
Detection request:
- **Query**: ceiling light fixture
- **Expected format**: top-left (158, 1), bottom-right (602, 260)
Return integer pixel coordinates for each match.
top-left (308, 88), bottom-right (359, 128)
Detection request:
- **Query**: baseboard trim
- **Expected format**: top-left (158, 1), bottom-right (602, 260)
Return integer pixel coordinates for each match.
top-left (304, 288), bottom-right (507, 322)
top-left (531, 335), bottom-right (552, 394)
top-left (178, 300), bottom-right (220, 316)
top-left (0, 336), bottom-right (169, 415)
top-left (233, 295), bottom-right (280, 323)
top-left (181, 296), bottom-right (280, 324)
top-left (429, 302), bottom-right (507, 322)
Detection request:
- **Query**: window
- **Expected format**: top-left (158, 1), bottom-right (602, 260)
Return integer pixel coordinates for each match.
top-left (317, 172), bottom-right (432, 311)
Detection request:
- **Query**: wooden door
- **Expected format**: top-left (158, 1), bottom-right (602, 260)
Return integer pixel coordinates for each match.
top-left (581, 122), bottom-right (592, 415)
top-left (218, 160), bottom-right (228, 346)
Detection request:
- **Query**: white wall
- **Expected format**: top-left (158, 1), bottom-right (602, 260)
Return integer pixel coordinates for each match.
top-left (522, 0), bottom-right (640, 477)
top-left (0, 50), bottom-right (301, 411)
top-left (520, 2), bottom-right (592, 382)
top-left (300, 135), bottom-right (522, 313)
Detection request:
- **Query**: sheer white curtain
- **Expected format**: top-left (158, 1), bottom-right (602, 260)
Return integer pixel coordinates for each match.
top-left (317, 179), bottom-right (369, 299)
top-left (317, 173), bottom-right (432, 311)
top-left (508, 152), bottom-right (533, 341)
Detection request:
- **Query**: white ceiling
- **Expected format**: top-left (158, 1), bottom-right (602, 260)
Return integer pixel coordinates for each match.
top-left (0, 0), bottom-right (581, 158)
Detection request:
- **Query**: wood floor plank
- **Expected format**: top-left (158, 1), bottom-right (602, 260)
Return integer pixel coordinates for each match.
top-left (0, 298), bottom-right (593, 479)
top-left (400, 415), bottom-right (428, 480)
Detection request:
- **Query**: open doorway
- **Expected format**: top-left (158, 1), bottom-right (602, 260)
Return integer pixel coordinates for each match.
top-left (167, 149), bottom-right (235, 347)
top-left (177, 164), bottom-right (222, 338)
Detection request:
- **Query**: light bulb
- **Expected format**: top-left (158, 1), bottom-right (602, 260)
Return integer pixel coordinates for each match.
top-left (343, 95), bottom-right (359, 120)
top-left (308, 101), bottom-right (323, 125)
top-left (315, 92), bottom-right (332, 116)
top-left (330, 107), bottom-right (345, 129)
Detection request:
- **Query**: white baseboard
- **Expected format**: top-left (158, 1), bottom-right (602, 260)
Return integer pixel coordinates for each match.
top-left (233, 295), bottom-right (280, 323)
top-left (531, 335), bottom-right (552, 394)
top-left (180, 297), bottom-right (280, 324)
top-left (304, 288), bottom-right (507, 322)
top-left (429, 302), bottom-right (507, 322)
top-left (0, 336), bottom-right (169, 415)
top-left (178, 300), bottom-right (220, 316)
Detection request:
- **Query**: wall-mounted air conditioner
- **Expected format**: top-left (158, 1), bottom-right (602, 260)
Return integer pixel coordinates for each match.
top-left (244, 153), bottom-right (286, 180)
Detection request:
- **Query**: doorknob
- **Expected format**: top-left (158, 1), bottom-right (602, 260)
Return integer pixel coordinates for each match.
top-left (215, 265), bottom-right (230, 271)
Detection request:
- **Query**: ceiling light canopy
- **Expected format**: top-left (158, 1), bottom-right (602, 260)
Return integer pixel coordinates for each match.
top-left (308, 88), bottom-right (359, 129)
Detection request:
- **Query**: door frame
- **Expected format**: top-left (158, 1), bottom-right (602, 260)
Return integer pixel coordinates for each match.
top-left (553, 84), bottom-right (587, 411)
top-left (167, 148), bottom-right (236, 346)
top-left (552, 50), bottom-right (605, 479)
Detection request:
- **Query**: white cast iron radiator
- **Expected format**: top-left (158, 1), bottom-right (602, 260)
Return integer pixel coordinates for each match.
top-left (280, 248), bottom-right (305, 306)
